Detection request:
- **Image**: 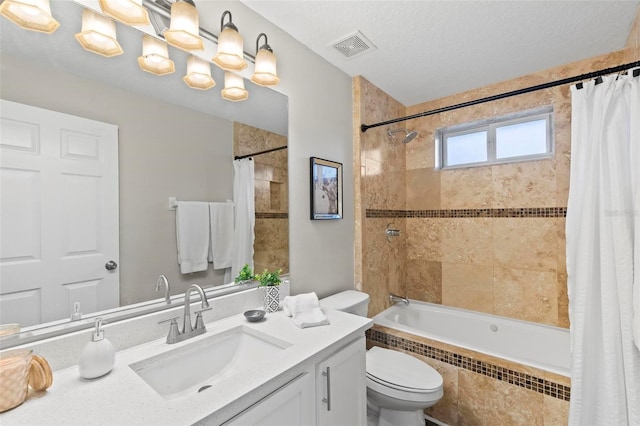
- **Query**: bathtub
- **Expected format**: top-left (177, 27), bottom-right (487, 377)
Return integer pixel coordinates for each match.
top-left (372, 300), bottom-right (570, 377)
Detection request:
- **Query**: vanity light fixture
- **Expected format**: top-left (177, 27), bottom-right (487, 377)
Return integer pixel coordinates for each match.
top-left (99, 0), bottom-right (149, 26)
top-left (163, 0), bottom-right (203, 51)
top-left (74, 8), bottom-right (123, 57)
top-left (183, 55), bottom-right (215, 90)
top-left (251, 33), bottom-right (279, 87)
top-left (137, 35), bottom-right (175, 75)
top-left (221, 71), bottom-right (248, 102)
top-left (0, 0), bottom-right (59, 33)
top-left (213, 11), bottom-right (247, 71)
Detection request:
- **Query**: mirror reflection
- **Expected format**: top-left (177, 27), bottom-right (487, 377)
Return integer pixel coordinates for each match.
top-left (0, 0), bottom-right (289, 331)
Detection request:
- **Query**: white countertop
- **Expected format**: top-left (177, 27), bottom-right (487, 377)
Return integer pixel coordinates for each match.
top-left (1, 309), bottom-right (372, 426)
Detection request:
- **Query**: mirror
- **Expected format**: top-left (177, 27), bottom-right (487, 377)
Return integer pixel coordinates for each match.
top-left (0, 0), bottom-right (288, 334)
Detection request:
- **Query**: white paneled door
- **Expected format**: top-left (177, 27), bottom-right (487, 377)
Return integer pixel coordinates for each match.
top-left (0, 100), bottom-right (119, 327)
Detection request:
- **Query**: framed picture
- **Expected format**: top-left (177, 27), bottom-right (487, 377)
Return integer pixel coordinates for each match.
top-left (310, 157), bottom-right (343, 220)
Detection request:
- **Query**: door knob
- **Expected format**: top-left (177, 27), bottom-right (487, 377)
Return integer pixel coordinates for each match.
top-left (105, 260), bottom-right (118, 271)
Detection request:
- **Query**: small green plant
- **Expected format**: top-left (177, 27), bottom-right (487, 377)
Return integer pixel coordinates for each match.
top-left (235, 264), bottom-right (254, 283)
top-left (255, 268), bottom-right (282, 287)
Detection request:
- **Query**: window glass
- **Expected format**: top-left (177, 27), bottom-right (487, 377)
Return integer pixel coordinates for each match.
top-left (446, 131), bottom-right (488, 166)
top-left (496, 119), bottom-right (547, 159)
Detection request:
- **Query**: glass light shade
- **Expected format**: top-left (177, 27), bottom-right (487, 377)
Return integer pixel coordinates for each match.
top-left (0, 0), bottom-right (59, 33)
top-left (183, 55), bottom-right (215, 90)
top-left (99, 0), bottom-right (149, 26)
top-left (74, 8), bottom-right (123, 57)
top-left (213, 26), bottom-right (247, 71)
top-left (221, 72), bottom-right (248, 102)
top-left (137, 35), bottom-right (175, 76)
top-left (163, 1), bottom-right (203, 51)
top-left (251, 48), bottom-right (279, 86)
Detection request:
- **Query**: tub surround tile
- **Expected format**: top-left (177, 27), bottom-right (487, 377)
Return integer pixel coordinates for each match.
top-left (406, 168), bottom-right (441, 210)
top-left (493, 267), bottom-right (558, 325)
top-left (458, 369), bottom-right (544, 426)
top-left (442, 218), bottom-right (493, 266)
top-left (492, 160), bottom-right (557, 208)
top-left (493, 218), bottom-right (557, 272)
top-left (441, 167), bottom-right (494, 209)
top-left (543, 395), bottom-right (570, 426)
top-left (368, 327), bottom-right (571, 402)
top-left (442, 263), bottom-right (493, 314)
top-left (407, 218), bottom-right (442, 261)
top-left (405, 259), bottom-right (442, 303)
top-left (366, 207), bottom-right (567, 218)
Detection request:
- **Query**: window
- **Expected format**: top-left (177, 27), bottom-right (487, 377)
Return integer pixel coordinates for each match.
top-left (436, 107), bottom-right (553, 169)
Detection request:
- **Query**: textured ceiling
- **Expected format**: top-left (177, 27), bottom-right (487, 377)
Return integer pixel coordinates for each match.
top-left (241, 0), bottom-right (640, 106)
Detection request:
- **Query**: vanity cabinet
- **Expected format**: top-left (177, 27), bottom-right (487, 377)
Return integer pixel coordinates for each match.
top-left (224, 373), bottom-right (315, 425)
top-left (316, 336), bottom-right (367, 426)
top-left (222, 336), bottom-right (367, 426)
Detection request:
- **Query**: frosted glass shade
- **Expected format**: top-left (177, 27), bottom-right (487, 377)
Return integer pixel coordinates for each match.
top-left (74, 8), bottom-right (123, 58)
top-left (0, 0), bottom-right (59, 33)
top-left (183, 55), bottom-right (215, 90)
top-left (137, 35), bottom-right (175, 76)
top-left (213, 26), bottom-right (247, 71)
top-left (251, 48), bottom-right (279, 86)
top-left (221, 72), bottom-right (248, 102)
top-left (99, 0), bottom-right (149, 26)
top-left (164, 1), bottom-right (203, 51)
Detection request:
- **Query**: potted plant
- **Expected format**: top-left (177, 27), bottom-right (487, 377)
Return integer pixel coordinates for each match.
top-left (256, 268), bottom-right (282, 313)
top-left (235, 264), bottom-right (254, 284)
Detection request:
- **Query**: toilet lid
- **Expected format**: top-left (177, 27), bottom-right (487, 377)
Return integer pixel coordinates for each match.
top-left (366, 346), bottom-right (443, 393)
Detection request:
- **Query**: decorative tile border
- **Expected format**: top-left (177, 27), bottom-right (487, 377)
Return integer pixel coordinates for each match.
top-left (255, 212), bottom-right (288, 219)
top-left (366, 328), bottom-right (571, 401)
top-left (366, 207), bottom-right (566, 218)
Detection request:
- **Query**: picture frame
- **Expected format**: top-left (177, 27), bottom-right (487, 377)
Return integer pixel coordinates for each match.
top-left (310, 157), bottom-right (343, 220)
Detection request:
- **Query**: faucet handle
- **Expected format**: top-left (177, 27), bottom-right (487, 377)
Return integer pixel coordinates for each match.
top-left (194, 308), bottom-right (211, 330)
top-left (158, 316), bottom-right (180, 343)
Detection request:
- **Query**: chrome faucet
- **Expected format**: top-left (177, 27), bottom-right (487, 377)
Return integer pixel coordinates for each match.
top-left (389, 293), bottom-right (409, 306)
top-left (158, 284), bottom-right (211, 344)
top-left (155, 275), bottom-right (171, 305)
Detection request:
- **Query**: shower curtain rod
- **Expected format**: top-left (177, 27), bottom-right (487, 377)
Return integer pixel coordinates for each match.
top-left (360, 60), bottom-right (640, 133)
top-left (234, 145), bottom-right (288, 160)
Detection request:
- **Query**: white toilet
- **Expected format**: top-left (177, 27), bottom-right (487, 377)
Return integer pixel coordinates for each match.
top-left (321, 290), bottom-right (444, 426)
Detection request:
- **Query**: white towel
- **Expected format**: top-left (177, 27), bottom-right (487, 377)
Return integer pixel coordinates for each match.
top-left (282, 293), bottom-right (329, 328)
top-left (292, 307), bottom-right (330, 329)
top-left (209, 202), bottom-right (234, 270)
top-left (282, 292), bottom-right (321, 317)
top-left (176, 201), bottom-right (210, 274)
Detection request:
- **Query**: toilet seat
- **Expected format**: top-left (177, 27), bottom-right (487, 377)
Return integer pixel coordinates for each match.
top-left (366, 347), bottom-right (443, 395)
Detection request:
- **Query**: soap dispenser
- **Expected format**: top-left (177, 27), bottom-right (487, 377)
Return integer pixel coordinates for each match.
top-left (79, 318), bottom-right (115, 379)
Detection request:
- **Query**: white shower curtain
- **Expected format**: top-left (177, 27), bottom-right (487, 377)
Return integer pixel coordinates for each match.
top-left (232, 158), bottom-right (255, 280)
top-left (567, 71), bottom-right (640, 425)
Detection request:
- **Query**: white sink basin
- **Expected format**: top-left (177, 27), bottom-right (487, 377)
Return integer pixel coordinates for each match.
top-left (130, 326), bottom-right (290, 399)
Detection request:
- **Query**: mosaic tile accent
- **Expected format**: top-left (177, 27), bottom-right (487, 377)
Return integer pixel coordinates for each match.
top-left (366, 207), bottom-right (567, 218)
top-left (255, 212), bottom-right (289, 219)
top-left (366, 328), bottom-right (571, 401)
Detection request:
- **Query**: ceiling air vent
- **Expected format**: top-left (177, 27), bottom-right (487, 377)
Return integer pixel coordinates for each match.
top-left (331, 30), bottom-right (376, 59)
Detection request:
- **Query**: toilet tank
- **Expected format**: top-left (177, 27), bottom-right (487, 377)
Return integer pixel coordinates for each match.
top-left (320, 290), bottom-right (370, 317)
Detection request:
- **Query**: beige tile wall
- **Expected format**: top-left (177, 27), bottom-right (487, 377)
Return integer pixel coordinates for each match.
top-left (354, 76), bottom-right (408, 316)
top-left (399, 48), bottom-right (638, 328)
top-left (233, 122), bottom-right (289, 274)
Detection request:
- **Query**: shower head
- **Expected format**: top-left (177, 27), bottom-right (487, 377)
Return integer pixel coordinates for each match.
top-left (387, 128), bottom-right (418, 144)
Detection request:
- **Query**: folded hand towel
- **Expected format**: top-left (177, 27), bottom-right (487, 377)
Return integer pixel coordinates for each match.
top-left (282, 292), bottom-right (320, 317)
top-left (176, 201), bottom-right (210, 274)
top-left (209, 202), bottom-right (234, 270)
top-left (292, 307), bottom-right (330, 329)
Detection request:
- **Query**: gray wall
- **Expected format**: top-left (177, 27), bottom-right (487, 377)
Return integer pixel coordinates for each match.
top-left (232, 1), bottom-right (355, 297)
top-left (1, 55), bottom-right (233, 305)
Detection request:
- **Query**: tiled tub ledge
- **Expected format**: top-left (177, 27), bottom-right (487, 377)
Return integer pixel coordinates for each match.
top-left (366, 327), bottom-right (571, 401)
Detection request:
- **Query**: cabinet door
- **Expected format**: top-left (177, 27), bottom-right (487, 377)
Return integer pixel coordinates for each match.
top-left (317, 336), bottom-right (367, 426)
top-left (224, 373), bottom-right (315, 426)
